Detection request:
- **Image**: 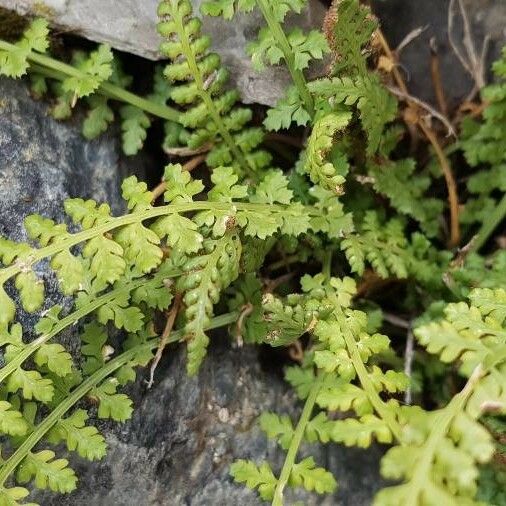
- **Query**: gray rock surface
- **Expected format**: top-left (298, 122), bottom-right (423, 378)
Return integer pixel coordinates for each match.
top-left (373, 0), bottom-right (506, 108)
top-left (0, 77), bottom-right (383, 504)
top-left (31, 340), bottom-right (385, 506)
top-left (0, 78), bottom-right (128, 231)
top-left (0, 0), bottom-right (326, 105)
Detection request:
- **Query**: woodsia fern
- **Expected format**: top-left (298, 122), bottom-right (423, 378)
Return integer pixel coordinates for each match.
top-left (0, 0), bottom-right (505, 504)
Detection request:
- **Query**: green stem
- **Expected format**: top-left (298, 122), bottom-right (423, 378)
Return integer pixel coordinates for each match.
top-left (255, 0), bottom-right (315, 117)
top-left (271, 373), bottom-right (324, 506)
top-left (0, 40), bottom-right (181, 123)
top-left (0, 310), bottom-right (239, 486)
top-left (322, 251), bottom-right (332, 279)
top-left (469, 192), bottom-right (506, 253)
top-left (342, 329), bottom-right (403, 441)
top-left (168, 4), bottom-right (253, 177)
top-left (404, 365), bottom-right (483, 505)
top-left (0, 269), bottom-right (182, 385)
top-left (0, 200), bottom-right (324, 285)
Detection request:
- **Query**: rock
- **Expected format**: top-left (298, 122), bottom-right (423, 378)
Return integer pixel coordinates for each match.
top-left (372, 0), bottom-right (506, 108)
top-left (0, 0), bottom-right (327, 105)
top-left (0, 77), bottom-right (128, 232)
top-left (31, 338), bottom-right (384, 506)
top-left (0, 74), bottom-right (137, 332)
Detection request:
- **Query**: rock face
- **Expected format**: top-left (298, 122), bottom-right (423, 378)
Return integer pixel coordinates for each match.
top-left (0, 77), bottom-right (383, 505)
top-left (31, 340), bottom-right (385, 506)
top-left (372, 0), bottom-right (506, 108)
top-left (0, 78), bottom-right (128, 232)
top-left (0, 0), bottom-right (326, 106)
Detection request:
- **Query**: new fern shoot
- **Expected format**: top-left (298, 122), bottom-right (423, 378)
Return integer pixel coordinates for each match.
top-left (0, 0), bottom-right (505, 505)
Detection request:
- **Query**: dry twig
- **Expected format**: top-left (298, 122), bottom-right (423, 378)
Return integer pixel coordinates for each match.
top-left (448, 0), bottom-right (490, 101)
top-left (430, 37), bottom-right (448, 116)
top-left (147, 294), bottom-right (182, 389)
top-left (376, 28), bottom-right (461, 248)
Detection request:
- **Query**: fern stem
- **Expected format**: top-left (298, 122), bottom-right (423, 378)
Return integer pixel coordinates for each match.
top-left (0, 201), bottom-right (323, 286)
top-left (470, 192), bottom-right (506, 252)
top-left (271, 373), bottom-right (325, 506)
top-left (255, 0), bottom-right (315, 117)
top-left (0, 310), bottom-right (239, 486)
top-left (322, 251), bottom-right (332, 279)
top-left (168, 3), bottom-right (253, 177)
top-left (342, 328), bottom-right (403, 442)
top-left (0, 40), bottom-right (181, 123)
top-left (403, 364), bottom-right (484, 505)
top-left (418, 122), bottom-right (460, 248)
top-left (0, 270), bottom-right (181, 385)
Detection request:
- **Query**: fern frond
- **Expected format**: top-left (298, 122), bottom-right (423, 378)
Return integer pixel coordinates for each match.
top-left (309, 75), bottom-right (397, 154)
top-left (47, 409), bottom-right (107, 461)
top-left (0, 18), bottom-right (49, 77)
top-left (341, 211), bottom-right (447, 285)
top-left (158, 0), bottom-right (267, 177)
top-left (0, 19), bottom-right (181, 155)
top-left (17, 450), bottom-right (77, 494)
top-left (367, 158), bottom-right (443, 238)
top-left (304, 112), bottom-right (351, 193)
top-left (326, 0), bottom-right (377, 76)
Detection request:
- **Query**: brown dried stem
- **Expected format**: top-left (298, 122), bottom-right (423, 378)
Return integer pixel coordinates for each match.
top-left (147, 294), bottom-right (182, 389)
top-left (376, 28), bottom-right (461, 248)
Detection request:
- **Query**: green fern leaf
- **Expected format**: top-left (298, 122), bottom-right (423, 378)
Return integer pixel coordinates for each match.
top-left (305, 412), bottom-right (334, 443)
top-left (80, 321), bottom-right (108, 375)
top-left (287, 28), bottom-right (329, 70)
top-left (0, 486), bottom-right (35, 506)
top-left (92, 379), bottom-right (133, 422)
top-left (7, 369), bottom-right (54, 403)
top-left (0, 401), bottom-right (29, 436)
top-left (62, 44), bottom-right (113, 98)
top-left (230, 460), bottom-right (277, 501)
top-left (259, 412), bottom-right (294, 450)
top-left (201, 0), bottom-right (255, 19)
top-left (289, 457), bottom-right (337, 494)
top-left (0, 19), bottom-right (49, 77)
top-left (305, 112), bottom-right (351, 193)
top-left (34, 344), bottom-right (73, 377)
top-left (162, 163), bottom-right (204, 203)
top-left (48, 409), bottom-right (107, 461)
top-left (331, 414), bottom-right (393, 448)
top-left (82, 95), bottom-right (114, 139)
top-left (97, 293), bottom-right (144, 332)
top-left (120, 105), bottom-right (151, 156)
top-left (17, 450), bottom-right (77, 494)
top-left (264, 86), bottom-right (311, 131)
top-left (14, 272), bottom-right (44, 313)
top-left (151, 214), bottom-right (204, 254)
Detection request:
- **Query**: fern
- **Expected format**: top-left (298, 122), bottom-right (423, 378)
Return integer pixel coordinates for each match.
top-left (158, 0), bottom-right (271, 177)
top-left (1, 2), bottom-right (506, 504)
top-left (203, 0), bottom-right (330, 128)
top-left (308, 74), bottom-right (397, 155)
top-left (0, 19), bottom-right (181, 155)
top-left (341, 211), bottom-right (448, 286)
top-left (376, 288), bottom-right (506, 505)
